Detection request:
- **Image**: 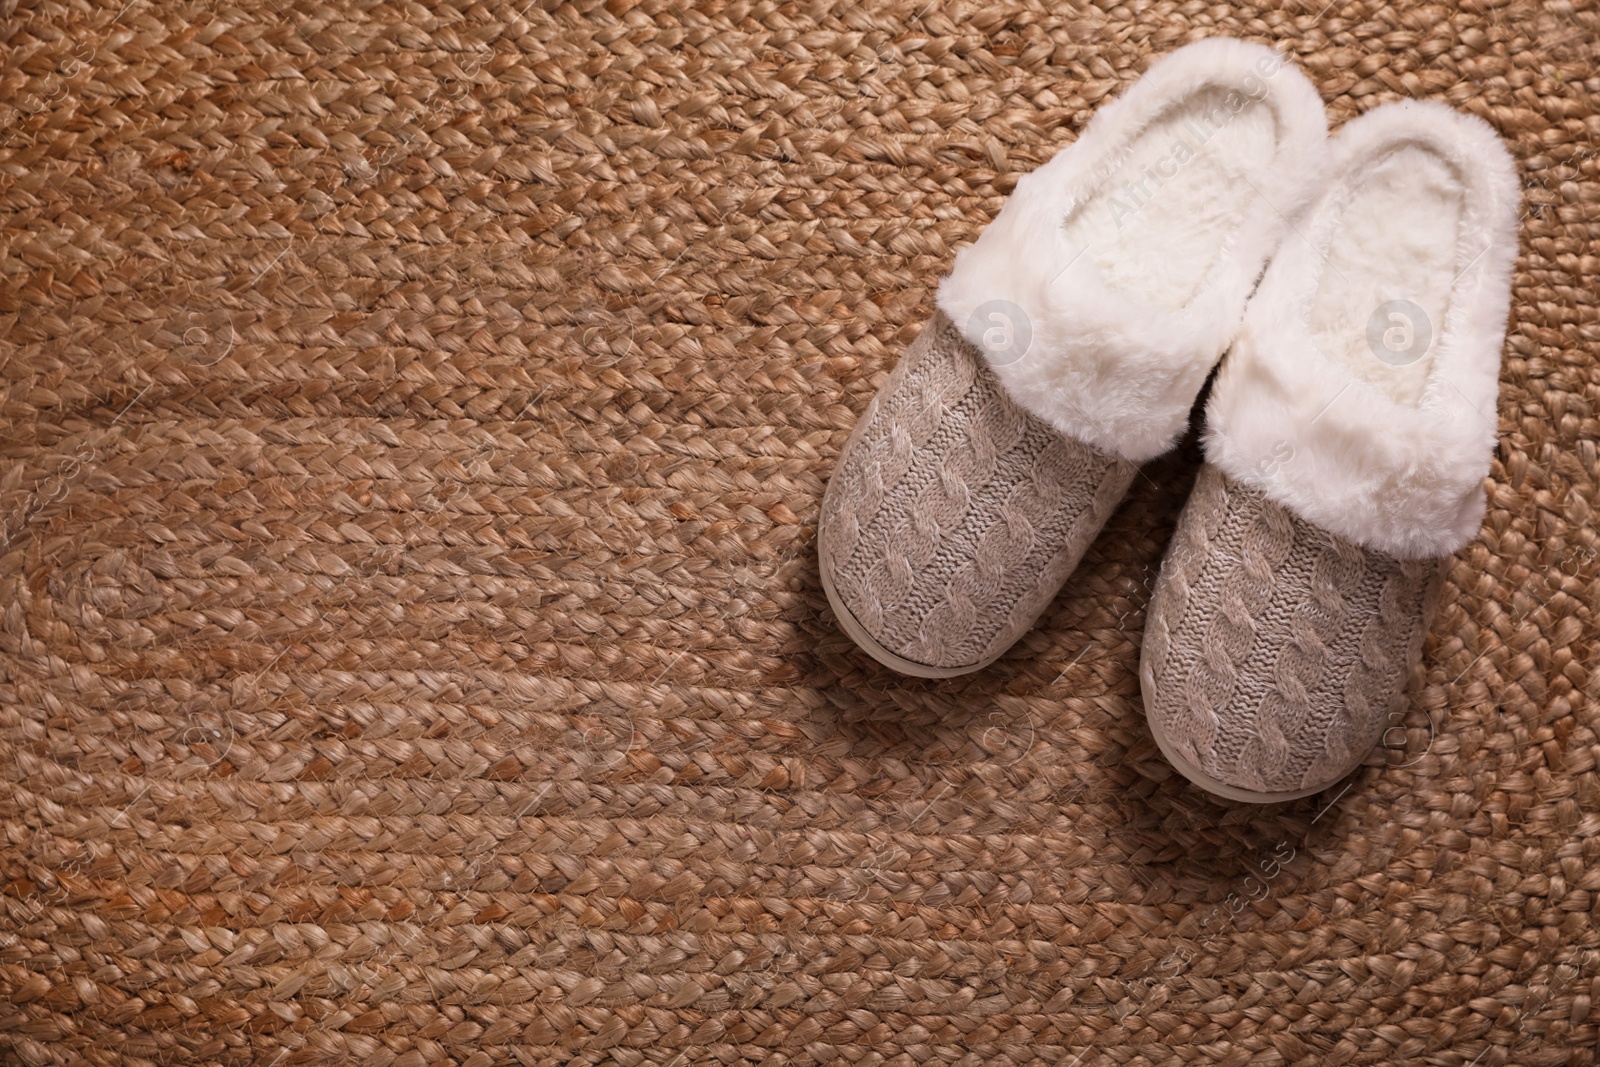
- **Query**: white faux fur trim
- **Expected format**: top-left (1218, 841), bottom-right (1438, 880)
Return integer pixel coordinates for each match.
top-left (1204, 100), bottom-right (1520, 559)
top-left (936, 38), bottom-right (1328, 464)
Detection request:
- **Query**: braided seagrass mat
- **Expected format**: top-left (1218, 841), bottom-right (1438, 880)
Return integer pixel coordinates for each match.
top-left (2, 0), bottom-right (1598, 1063)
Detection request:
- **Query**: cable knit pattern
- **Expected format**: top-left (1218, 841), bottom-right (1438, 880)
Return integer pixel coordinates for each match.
top-left (820, 312), bottom-right (1136, 673)
top-left (1142, 466), bottom-right (1442, 796)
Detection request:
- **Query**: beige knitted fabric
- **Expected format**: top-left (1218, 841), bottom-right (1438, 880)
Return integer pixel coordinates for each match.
top-left (819, 313), bottom-right (1137, 674)
top-left (1142, 465), bottom-right (1443, 798)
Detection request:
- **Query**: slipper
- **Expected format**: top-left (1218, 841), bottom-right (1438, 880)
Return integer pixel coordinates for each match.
top-left (819, 38), bottom-right (1328, 677)
top-left (1141, 100), bottom-right (1520, 801)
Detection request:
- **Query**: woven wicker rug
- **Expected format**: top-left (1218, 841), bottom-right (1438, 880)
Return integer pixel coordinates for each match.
top-left (3, 1), bottom-right (1597, 1064)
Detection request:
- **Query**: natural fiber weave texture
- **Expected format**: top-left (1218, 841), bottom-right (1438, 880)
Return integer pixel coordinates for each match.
top-left (820, 312), bottom-right (1135, 672)
top-left (2, 2), bottom-right (1598, 1066)
top-left (1142, 466), bottom-right (1443, 797)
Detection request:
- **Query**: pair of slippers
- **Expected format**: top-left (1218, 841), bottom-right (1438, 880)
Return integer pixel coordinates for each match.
top-left (818, 38), bottom-right (1519, 803)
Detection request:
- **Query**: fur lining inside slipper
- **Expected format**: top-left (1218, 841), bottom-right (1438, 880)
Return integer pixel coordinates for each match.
top-left (935, 37), bottom-right (1328, 464)
top-left (1203, 99), bottom-right (1520, 559)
